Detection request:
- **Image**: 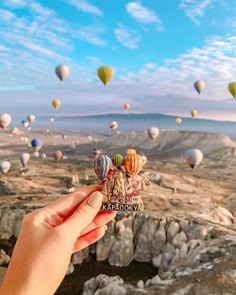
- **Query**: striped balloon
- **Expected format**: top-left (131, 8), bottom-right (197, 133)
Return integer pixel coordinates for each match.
top-left (94, 155), bottom-right (111, 180)
top-left (124, 151), bottom-right (143, 176)
top-left (97, 66), bottom-right (114, 86)
top-left (112, 154), bottom-right (123, 167)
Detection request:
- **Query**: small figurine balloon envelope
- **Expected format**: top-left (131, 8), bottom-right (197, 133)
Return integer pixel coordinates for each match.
top-left (94, 149), bottom-right (144, 211)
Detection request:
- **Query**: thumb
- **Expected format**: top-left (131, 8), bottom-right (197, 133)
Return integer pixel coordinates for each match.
top-left (58, 191), bottom-right (103, 239)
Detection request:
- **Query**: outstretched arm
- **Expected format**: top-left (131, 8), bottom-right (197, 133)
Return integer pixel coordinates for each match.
top-left (0, 185), bottom-right (115, 295)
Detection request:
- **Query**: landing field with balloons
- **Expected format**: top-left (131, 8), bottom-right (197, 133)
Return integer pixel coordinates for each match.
top-left (1, 68), bottom-right (236, 221)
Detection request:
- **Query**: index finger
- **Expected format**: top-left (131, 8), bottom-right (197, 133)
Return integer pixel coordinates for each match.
top-left (44, 185), bottom-right (102, 217)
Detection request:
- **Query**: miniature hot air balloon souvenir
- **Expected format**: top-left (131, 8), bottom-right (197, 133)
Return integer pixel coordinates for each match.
top-left (94, 155), bottom-right (111, 182)
top-left (112, 154), bottom-right (123, 167)
top-left (95, 149), bottom-right (144, 212)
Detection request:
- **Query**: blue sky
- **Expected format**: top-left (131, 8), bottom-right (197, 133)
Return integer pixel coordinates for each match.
top-left (0, 0), bottom-right (236, 120)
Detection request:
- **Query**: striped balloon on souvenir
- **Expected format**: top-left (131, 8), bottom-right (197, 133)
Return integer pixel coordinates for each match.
top-left (123, 149), bottom-right (143, 176)
top-left (112, 154), bottom-right (123, 167)
top-left (94, 155), bottom-right (111, 180)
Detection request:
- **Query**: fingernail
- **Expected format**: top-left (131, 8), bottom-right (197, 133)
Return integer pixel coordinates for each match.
top-left (87, 191), bottom-right (103, 209)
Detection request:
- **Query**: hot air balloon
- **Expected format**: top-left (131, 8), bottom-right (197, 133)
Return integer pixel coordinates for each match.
top-left (124, 149), bottom-right (143, 176)
top-left (0, 160), bottom-right (10, 174)
top-left (97, 66), bottom-right (114, 86)
top-left (141, 155), bottom-right (147, 165)
top-left (228, 82), bottom-right (236, 98)
top-left (19, 152), bottom-right (30, 167)
top-left (110, 121), bottom-right (118, 130)
top-left (28, 127), bottom-right (31, 132)
top-left (53, 150), bottom-right (63, 162)
top-left (176, 117), bottom-right (182, 124)
top-left (191, 109), bottom-right (198, 118)
top-left (33, 152), bottom-right (39, 158)
top-left (52, 99), bottom-right (61, 110)
top-left (124, 103), bottom-right (130, 111)
top-left (50, 117), bottom-right (54, 123)
top-left (126, 148), bottom-right (137, 155)
top-left (31, 139), bottom-right (43, 152)
top-left (12, 127), bottom-right (20, 135)
top-left (41, 153), bottom-right (47, 159)
top-left (147, 127), bottom-right (159, 141)
top-left (183, 149), bottom-right (203, 169)
top-left (112, 154), bottom-right (124, 167)
top-left (0, 113), bottom-right (11, 130)
top-left (194, 80), bottom-right (205, 94)
top-left (94, 155), bottom-right (111, 181)
top-left (55, 65), bottom-right (69, 81)
top-left (92, 149), bottom-right (101, 157)
top-left (27, 114), bottom-right (36, 123)
top-left (21, 120), bottom-right (29, 128)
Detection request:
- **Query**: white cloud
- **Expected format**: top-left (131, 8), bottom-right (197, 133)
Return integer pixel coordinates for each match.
top-left (126, 1), bottom-right (163, 30)
top-left (0, 45), bottom-right (10, 51)
top-left (65, 0), bottom-right (103, 16)
top-left (77, 26), bottom-right (106, 46)
top-left (180, 0), bottom-right (214, 25)
top-left (3, 0), bottom-right (27, 7)
top-left (114, 23), bottom-right (141, 49)
top-left (0, 9), bottom-right (15, 21)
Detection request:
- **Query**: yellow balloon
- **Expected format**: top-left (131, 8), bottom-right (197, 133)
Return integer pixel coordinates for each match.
top-left (97, 66), bottom-right (114, 85)
top-left (191, 109), bottom-right (198, 118)
top-left (175, 117), bottom-right (182, 124)
top-left (228, 82), bottom-right (236, 98)
top-left (52, 99), bottom-right (61, 110)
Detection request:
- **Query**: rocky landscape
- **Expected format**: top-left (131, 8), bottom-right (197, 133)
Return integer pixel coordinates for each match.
top-left (1, 130), bottom-right (236, 294)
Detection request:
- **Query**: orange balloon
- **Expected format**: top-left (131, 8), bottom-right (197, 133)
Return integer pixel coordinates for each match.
top-left (124, 103), bottom-right (130, 111)
top-left (124, 150), bottom-right (143, 176)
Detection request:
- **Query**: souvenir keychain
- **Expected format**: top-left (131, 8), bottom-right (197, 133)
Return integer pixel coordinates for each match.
top-left (94, 149), bottom-right (144, 211)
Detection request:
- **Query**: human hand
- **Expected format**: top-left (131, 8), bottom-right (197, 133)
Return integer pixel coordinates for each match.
top-left (0, 186), bottom-right (116, 295)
